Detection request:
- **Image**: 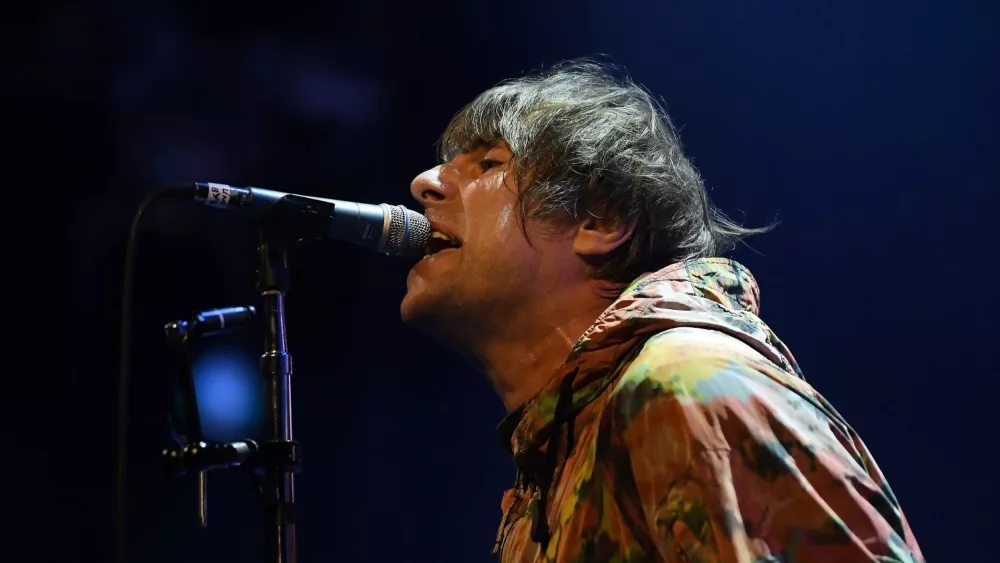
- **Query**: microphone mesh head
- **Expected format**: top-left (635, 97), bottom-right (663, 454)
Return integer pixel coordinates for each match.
top-left (385, 205), bottom-right (430, 257)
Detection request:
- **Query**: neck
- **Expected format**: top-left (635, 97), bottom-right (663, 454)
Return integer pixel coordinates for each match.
top-left (468, 285), bottom-right (614, 412)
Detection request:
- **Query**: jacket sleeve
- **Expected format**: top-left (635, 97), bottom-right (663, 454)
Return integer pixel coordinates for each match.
top-left (608, 329), bottom-right (924, 563)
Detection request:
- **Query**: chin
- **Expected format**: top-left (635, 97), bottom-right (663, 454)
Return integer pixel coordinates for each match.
top-left (401, 267), bottom-right (446, 323)
top-left (399, 288), bottom-right (465, 348)
top-left (399, 285), bottom-right (441, 329)
top-left (398, 292), bottom-right (421, 325)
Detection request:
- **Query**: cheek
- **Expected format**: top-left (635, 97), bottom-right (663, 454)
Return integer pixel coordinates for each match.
top-left (494, 205), bottom-right (518, 241)
top-left (466, 206), bottom-right (531, 271)
top-left (493, 205), bottom-right (538, 259)
top-left (463, 177), bottom-right (530, 264)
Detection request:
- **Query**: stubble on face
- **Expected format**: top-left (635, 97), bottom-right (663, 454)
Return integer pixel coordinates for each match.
top-left (401, 144), bottom-right (548, 351)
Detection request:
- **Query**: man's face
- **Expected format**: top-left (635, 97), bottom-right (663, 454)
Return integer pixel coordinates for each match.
top-left (400, 141), bottom-right (572, 344)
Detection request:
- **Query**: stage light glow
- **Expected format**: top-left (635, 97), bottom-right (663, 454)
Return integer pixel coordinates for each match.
top-left (192, 347), bottom-right (263, 442)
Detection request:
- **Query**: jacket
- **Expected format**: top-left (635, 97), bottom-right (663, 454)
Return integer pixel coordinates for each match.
top-left (493, 258), bottom-right (924, 562)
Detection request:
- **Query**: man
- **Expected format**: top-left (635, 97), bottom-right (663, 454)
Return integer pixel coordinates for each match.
top-left (400, 61), bottom-right (923, 562)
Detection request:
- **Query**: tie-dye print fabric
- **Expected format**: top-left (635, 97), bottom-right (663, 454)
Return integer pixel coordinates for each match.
top-left (493, 258), bottom-right (923, 562)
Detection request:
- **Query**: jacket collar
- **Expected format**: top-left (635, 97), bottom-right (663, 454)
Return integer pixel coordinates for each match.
top-left (496, 258), bottom-right (768, 467)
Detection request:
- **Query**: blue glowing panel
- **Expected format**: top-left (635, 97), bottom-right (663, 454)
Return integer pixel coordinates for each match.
top-left (192, 348), bottom-right (263, 442)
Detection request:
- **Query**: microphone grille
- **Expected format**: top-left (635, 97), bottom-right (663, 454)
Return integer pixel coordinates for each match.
top-left (385, 205), bottom-right (430, 257)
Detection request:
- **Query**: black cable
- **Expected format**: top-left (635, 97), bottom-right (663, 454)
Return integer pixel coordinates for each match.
top-left (115, 187), bottom-right (184, 563)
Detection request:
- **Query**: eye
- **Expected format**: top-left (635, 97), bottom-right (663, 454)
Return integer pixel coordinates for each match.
top-left (479, 159), bottom-right (502, 172)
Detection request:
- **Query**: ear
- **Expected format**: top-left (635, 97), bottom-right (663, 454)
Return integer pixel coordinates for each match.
top-left (572, 215), bottom-right (636, 257)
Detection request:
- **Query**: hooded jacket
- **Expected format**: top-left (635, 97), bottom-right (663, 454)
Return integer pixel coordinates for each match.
top-left (493, 258), bottom-right (924, 562)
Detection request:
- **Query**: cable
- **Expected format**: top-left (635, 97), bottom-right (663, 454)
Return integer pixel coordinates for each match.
top-left (115, 187), bottom-right (184, 563)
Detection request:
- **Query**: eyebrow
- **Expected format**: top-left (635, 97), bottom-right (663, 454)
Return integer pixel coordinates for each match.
top-left (441, 138), bottom-right (508, 163)
top-left (462, 138), bottom-right (493, 153)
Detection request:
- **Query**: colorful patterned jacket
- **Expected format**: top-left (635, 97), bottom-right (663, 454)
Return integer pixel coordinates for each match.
top-left (493, 258), bottom-right (923, 562)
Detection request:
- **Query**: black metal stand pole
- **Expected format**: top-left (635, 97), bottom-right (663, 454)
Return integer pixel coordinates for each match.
top-left (257, 228), bottom-right (297, 563)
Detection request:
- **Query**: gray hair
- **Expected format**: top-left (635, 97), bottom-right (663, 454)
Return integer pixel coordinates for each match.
top-left (438, 60), bottom-right (774, 285)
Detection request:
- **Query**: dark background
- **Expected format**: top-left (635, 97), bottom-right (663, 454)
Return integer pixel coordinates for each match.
top-left (6, 0), bottom-right (997, 561)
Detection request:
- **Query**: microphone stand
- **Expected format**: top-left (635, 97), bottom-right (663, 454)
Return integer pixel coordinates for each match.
top-left (256, 223), bottom-right (298, 563)
top-left (163, 218), bottom-right (306, 563)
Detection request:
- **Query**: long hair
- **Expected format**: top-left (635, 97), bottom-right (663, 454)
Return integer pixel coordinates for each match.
top-left (439, 59), bottom-right (774, 285)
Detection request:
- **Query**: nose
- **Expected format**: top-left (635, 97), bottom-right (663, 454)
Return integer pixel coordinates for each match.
top-left (409, 164), bottom-right (457, 207)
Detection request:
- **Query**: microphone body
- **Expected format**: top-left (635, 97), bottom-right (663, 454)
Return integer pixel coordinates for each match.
top-left (187, 182), bottom-right (430, 257)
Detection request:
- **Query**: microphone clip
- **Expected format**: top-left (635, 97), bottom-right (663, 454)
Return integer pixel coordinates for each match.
top-left (161, 303), bottom-right (259, 528)
top-left (164, 306), bottom-right (258, 342)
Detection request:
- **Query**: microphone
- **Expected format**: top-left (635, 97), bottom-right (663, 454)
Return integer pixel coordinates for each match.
top-left (177, 181), bottom-right (430, 257)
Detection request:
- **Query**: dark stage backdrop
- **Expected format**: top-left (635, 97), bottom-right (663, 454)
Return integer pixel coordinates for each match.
top-left (6, 0), bottom-right (996, 561)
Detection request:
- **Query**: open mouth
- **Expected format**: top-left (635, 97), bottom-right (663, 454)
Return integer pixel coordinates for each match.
top-left (424, 230), bottom-right (462, 256)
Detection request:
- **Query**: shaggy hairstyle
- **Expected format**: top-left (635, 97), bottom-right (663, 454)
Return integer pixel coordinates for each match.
top-left (438, 60), bottom-right (773, 286)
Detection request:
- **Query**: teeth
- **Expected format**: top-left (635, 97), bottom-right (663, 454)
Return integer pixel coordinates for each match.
top-left (430, 231), bottom-right (453, 242)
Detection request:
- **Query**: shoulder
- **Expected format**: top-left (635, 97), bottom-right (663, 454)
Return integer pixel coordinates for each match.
top-left (604, 327), bottom-right (795, 458)
top-left (611, 326), bottom-right (780, 412)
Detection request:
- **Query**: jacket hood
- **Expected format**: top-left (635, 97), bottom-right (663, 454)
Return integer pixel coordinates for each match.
top-left (502, 257), bottom-right (804, 464)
